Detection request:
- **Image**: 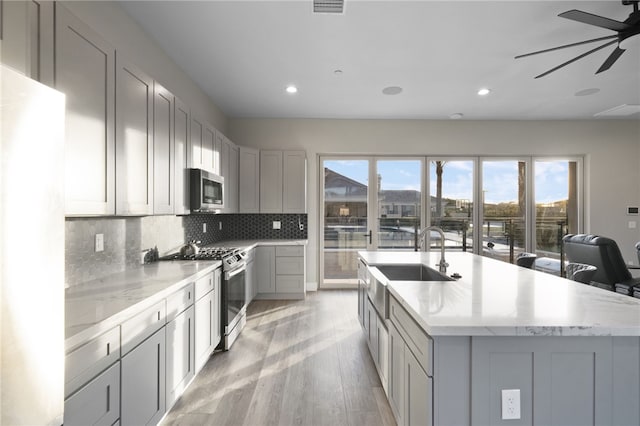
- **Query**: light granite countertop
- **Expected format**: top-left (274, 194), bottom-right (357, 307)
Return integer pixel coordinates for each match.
top-left (65, 260), bottom-right (221, 351)
top-left (359, 251), bottom-right (640, 337)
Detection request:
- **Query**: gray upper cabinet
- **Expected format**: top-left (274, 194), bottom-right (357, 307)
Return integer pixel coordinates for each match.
top-left (283, 150), bottom-right (307, 213)
top-left (190, 116), bottom-right (204, 170)
top-left (153, 82), bottom-right (174, 215)
top-left (55, 5), bottom-right (115, 216)
top-left (174, 97), bottom-right (190, 215)
top-left (220, 135), bottom-right (239, 213)
top-left (115, 55), bottom-right (153, 215)
top-left (259, 150), bottom-right (283, 213)
top-left (239, 147), bottom-right (260, 213)
top-left (260, 150), bottom-right (307, 213)
top-left (1, 0), bottom-right (54, 85)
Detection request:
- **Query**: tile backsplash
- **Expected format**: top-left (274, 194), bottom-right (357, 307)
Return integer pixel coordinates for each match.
top-left (66, 213), bottom-right (307, 287)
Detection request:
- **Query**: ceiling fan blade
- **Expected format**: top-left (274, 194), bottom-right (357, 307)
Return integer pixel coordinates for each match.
top-left (596, 46), bottom-right (626, 73)
top-left (559, 10), bottom-right (630, 32)
top-left (534, 39), bottom-right (618, 78)
top-left (515, 35), bottom-right (618, 59)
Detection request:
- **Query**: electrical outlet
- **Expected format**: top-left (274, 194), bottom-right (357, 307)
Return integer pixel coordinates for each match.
top-left (299, 223), bottom-right (304, 231)
top-left (203, 223), bottom-right (207, 233)
top-left (95, 233), bottom-right (104, 252)
top-left (629, 221), bottom-right (637, 229)
top-left (501, 389), bottom-right (521, 420)
top-left (273, 221), bottom-right (281, 230)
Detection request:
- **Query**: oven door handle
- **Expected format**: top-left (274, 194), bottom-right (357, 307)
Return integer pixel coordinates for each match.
top-left (225, 264), bottom-right (246, 280)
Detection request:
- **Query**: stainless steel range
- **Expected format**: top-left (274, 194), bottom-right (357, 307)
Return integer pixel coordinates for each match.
top-left (162, 245), bottom-right (248, 350)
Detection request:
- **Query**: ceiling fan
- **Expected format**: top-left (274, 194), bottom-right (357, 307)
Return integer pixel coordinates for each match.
top-left (516, 0), bottom-right (640, 78)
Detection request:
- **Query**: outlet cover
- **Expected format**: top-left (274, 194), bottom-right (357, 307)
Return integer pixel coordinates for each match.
top-left (203, 223), bottom-right (207, 233)
top-left (501, 389), bottom-right (521, 420)
top-left (273, 221), bottom-right (281, 230)
top-left (95, 233), bottom-right (104, 252)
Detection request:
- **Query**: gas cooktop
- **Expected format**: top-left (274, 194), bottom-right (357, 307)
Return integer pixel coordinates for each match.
top-left (160, 246), bottom-right (246, 270)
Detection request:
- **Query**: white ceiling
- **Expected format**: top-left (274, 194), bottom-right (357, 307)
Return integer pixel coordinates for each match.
top-left (120, 1), bottom-right (640, 120)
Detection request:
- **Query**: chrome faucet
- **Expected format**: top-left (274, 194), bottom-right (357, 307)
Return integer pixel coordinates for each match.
top-left (418, 226), bottom-right (449, 274)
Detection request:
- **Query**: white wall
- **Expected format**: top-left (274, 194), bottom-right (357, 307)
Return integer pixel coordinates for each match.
top-left (62, 1), bottom-right (227, 132)
top-left (229, 118), bottom-right (640, 286)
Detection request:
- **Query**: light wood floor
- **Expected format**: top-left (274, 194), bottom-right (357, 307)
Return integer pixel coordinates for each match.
top-left (162, 290), bottom-right (396, 426)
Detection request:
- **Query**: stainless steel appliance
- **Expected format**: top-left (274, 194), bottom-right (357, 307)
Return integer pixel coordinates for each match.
top-left (190, 168), bottom-right (224, 212)
top-left (160, 246), bottom-right (247, 350)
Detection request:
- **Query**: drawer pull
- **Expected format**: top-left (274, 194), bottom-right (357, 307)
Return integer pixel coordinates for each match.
top-left (106, 384), bottom-right (110, 412)
top-left (106, 342), bottom-right (110, 355)
top-left (157, 311), bottom-right (161, 321)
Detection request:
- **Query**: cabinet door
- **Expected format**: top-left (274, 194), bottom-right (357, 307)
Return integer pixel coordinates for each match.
top-left (259, 150), bottom-right (283, 213)
top-left (366, 299), bottom-right (378, 364)
top-left (239, 146), bottom-right (260, 213)
top-left (228, 143), bottom-right (239, 213)
top-left (283, 150), bottom-right (307, 213)
top-left (153, 82), bottom-right (174, 215)
top-left (202, 124), bottom-right (215, 173)
top-left (246, 257), bottom-right (255, 304)
top-left (166, 305), bottom-right (195, 408)
top-left (388, 322), bottom-right (405, 426)
top-left (406, 349), bottom-right (432, 426)
top-left (55, 5), bottom-right (115, 215)
top-left (256, 246), bottom-right (276, 293)
top-left (213, 129), bottom-right (223, 175)
top-left (64, 361), bottom-right (120, 426)
top-left (121, 327), bottom-right (166, 426)
top-left (1, 0), bottom-right (53, 84)
top-left (115, 55), bottom-right (153, 215)
top-left (174, 97), bottom-right (190, 215)
top-left (194, 290), bottom-right (215, 372)
top-left (190, 116), bottom-right (204, 169)
top-left (377, 321), bottom-right (389, 394)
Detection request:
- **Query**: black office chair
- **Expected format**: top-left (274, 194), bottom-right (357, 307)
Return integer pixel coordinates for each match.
top-left (562, 234), bottom-right (640, 294)
top-left (565, 262), bottom-right (597, 285)
top-left (515, 252), bottom-right (537, 269)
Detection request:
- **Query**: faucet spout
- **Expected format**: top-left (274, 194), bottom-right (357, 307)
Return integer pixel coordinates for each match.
top-left (418, 226), bottom-right (449, 274)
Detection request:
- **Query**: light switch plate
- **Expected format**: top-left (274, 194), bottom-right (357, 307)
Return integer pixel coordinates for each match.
top-left (203, 223), bottom-right (207, 233)
top-left (273, 221), bottom-right (281, 230)
top-left (629, 221), bottom-right (637, 229)
top-left (501, 389), bottom-right (521, 420)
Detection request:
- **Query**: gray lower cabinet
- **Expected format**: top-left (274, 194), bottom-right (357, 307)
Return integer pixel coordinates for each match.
top-left (194, 269), bottom-right (221, 372)
top-left (245, 248), bottom-right (257, 304)
top-left (256, 245), bottom-right (305, 299)
top-left (121, 327), bottom-right (166, 426)
top-left (388, 320), bottom-right (432, 426)
top-left (64, 361), bottom-right (120, 426)
top-left (166, 283), bottom-right (195, 409)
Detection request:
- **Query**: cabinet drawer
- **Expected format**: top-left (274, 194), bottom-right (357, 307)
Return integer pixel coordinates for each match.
top-left (64, 361), bottom-right (120, 426)
top-left (121, 299), bottom-right (166, 355)
top-left (276, 256), bottom-right (304, 275)
top-left (166, 282), bottom-right (194, 322)
top-left (65, 326), bottom-right (120, 398)
top-left (389, 295), bottom-right (433, 376)
top-left (276, 275), bottom-right (304, 293)
top-left (194, 271), bottom-right (214, 300)
top-left (276, 245), bottom-right (304, 257)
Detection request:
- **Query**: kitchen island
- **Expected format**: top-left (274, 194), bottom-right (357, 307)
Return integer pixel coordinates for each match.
top-left (358, 251), bottom-right (640, 426)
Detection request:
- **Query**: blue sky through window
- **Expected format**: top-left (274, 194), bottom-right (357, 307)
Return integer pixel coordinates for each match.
top-left (325, 159), bottom-right (569, 204)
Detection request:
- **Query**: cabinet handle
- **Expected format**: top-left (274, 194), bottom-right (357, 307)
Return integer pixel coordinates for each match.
top-left (157, 311), bottom-right (161, 321)
top-left (188, 291), bottom-right (191, 300)
top-left (106, 342), bottom-right (110, 355)
top-left (188, 318), bottom-right (192, 373)
top-left (106, 384), bottom-right (110, 412)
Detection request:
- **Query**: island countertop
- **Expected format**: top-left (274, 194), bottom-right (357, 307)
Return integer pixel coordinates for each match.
top-left (359, 251), bottom-right (640, 337)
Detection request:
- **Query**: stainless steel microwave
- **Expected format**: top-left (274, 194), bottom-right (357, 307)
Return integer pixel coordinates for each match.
top-left (190, 168), bottom-right (224, 212)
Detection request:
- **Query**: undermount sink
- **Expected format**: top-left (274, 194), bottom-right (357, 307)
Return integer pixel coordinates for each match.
top-left (375, 264), bottom-right (454, 282)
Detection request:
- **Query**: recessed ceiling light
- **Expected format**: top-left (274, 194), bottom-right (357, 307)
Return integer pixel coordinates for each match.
top-left (449, 113), bottom-right (464, 120)
top-left (285, 85), bottom-right (298, 94)
top-left (382, 86), bottom-right (403, 95)
top-left (334, 69), bottom-right (343, 75)
top-left (477, 88), bottom-right (491, 96)
top-left (575, 88), bottom-right (600, 97)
